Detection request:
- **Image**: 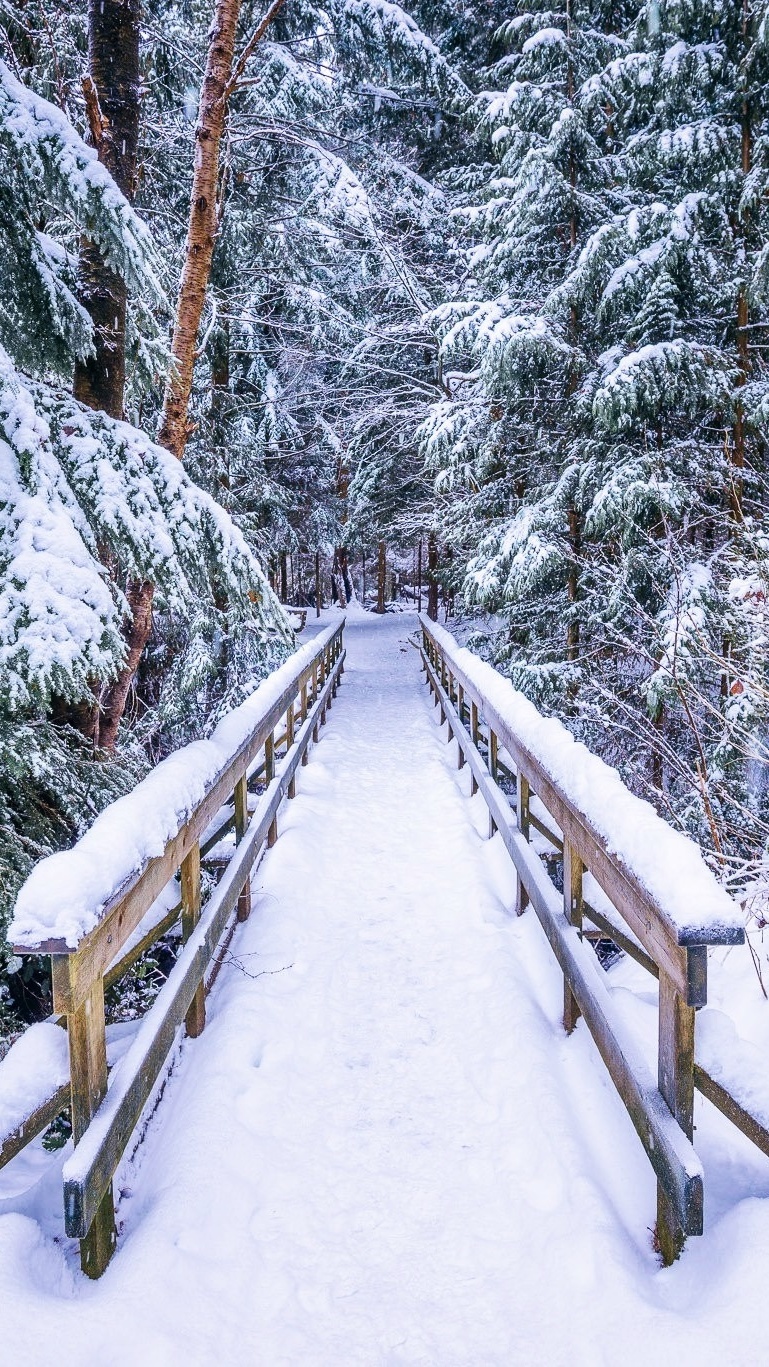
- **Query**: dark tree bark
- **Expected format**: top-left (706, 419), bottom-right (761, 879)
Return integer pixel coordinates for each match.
top-left (426, 532), bottom-right (439, 622)
top-left (74, 0), bottom-right (140, 418)
top-left (68, 0), bottom-right (154, 752)
top-left (332, 547), bottom-right (352, 606)
top-left (279, 552), bottom-right (288, 603)
top-left (315, 550), bottom-right (322, 617)
top-left (376, 541), bottom-right (386, 614)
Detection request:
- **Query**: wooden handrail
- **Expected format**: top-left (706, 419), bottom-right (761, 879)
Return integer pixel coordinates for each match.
top-left (420, 615), bottom-right (747, 1265)
top-left (9, 621), bottom-right (345, 1278)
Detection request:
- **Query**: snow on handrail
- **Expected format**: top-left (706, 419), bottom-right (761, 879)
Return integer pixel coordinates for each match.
top-left (421, 615), bottom-right (743, 950)
top-left (11, 623), bottom-right (341, 953)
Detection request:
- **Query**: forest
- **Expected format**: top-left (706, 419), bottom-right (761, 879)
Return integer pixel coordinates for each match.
top-left (2, 0), bottom-right (769, 1040)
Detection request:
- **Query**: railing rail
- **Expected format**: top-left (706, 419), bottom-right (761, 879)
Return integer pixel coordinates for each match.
top-left (419, 614), bottom-right (747, 1264)
top-left (9, 620), bottom-right (345, 1277)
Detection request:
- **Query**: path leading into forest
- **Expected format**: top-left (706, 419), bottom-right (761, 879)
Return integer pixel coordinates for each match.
top-left (1, 611), bottom-right (768, 1364)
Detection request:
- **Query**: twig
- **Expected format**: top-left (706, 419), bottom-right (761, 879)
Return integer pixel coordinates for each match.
top-left (224, 0), bottom-right (287, 100)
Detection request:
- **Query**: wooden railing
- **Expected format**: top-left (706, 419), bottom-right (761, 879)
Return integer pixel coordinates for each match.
top-left (9, 621), bottom-right (345, 1278)
top-left (419, 615), bottom-right (752, 1264)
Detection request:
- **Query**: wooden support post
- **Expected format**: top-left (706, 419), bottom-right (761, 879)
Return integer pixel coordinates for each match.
top-left (287, 704), bottom-right (296, 798)
top-left (657, 971), bottom-right (696, 1264)
top-left (312, 664), bottom-right (321, 741)
top-left (488, 730), bottom-right (498, 836)
top-left (470, 702), bottom-right (479, 795)
top-left (516, 770), bottom-right (530, 914)
top-left (563, 841), bottom-right (583, 1034)
top-left (265, 733), bottom-right (278, 846)
top-left (301, 683), bottom-right (309, 765)
top-left (457, 686), bottom-right (465, 769)
top-left (181, 842), bottom-right (205, 1037)
top-left (65, 968), bottom-right (115, 1277)
top-left (234, 774), bottom-right (252, 922)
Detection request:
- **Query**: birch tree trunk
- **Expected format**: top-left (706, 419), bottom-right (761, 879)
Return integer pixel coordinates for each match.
top-left (158, 0), bottom-right (285, 460)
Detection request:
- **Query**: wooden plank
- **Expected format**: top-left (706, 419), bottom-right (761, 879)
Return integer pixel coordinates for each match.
top-left (103, 902), bottom-right (181, 995)
top-left (66, 974), bottom-right (115, 1276)
top-left (694, 1065), bottom-right (769, 1160)
top-left (421, 654), bottom-right (703, 1234)
top-left (234, 775), bottom-right (252, 923)
top-left (489, 730), bottom-right (498, 837)
top-left (583, 904), bottom-right (659, 979)
top-left (516, 771), bottom-right (530, 915)
top-left (301, 683), bottom-right (309, 766)
top-left (563, 841), bottom-right (583, 1034)
top-left (62, 651), bottom-right (344, 1244)
top-left (0, 1081), bottom-right (70, 1170)
top-left (286, 703), bottom-right (296, 799)
top-left (181, 843), bottom-right (205, 1038)
top-left (657, 972), bottom-right (695, 1263)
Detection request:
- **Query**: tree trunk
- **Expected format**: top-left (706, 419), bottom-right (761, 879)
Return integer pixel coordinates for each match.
top-left (98, 580), bottom-right (154, 750)
top-left (157, 0), bottom-right (241, 459)
top-left (69, 0), bottom-right (154, 752)
top-left (731, 11), bottom-right (752, 524)
top-left (566, 505), bottom-right (581, 661)
top-left (376, 541), bottom-right (386, 614)
top-left (315, 550), bottom-right (321, 616)
top-left (426, 533), bottom-right (438, 622)
top-left (73, 0), bottom-right (140, 418)
top-left (279, 551), bottom-right (288, 603)
top-left (158, 0), bottom-right (285, 461)
top-left (417, 537), bottom-right (422, 613)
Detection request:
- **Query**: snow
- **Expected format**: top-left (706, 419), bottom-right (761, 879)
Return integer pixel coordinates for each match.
top-left (0, 1020), bottom-right (139, 1148)
top-left (1, 612), bottom-right (769, 1362)
top-left (10, 626), bottom-right (339, 951)
top-left (425, 618), bottom-right (743, 945)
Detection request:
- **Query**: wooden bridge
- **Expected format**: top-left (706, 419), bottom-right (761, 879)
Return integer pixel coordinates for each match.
top-left (1, 611), bottom-right (767, 1352)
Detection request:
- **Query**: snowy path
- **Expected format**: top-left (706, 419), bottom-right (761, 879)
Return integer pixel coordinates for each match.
top-left (3, 611), bottom-right (769, 1365)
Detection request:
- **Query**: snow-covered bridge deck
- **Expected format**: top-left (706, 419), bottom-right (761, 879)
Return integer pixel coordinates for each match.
top-left (2, 613), bottom-right (769, 1363)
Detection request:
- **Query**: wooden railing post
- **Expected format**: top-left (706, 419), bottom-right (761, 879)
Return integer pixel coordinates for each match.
top-left (287, 704), bottom-right (296, 798)
top-left (312, 662), bottom-right (321, 741)
top-left (55, 956), bottom-right (116, 1277)
top-left (563, 841), bottom-right (583, 1033)
top-left (234, 774), bottom-right (252, 922)
top-left (657, 972), bottom-right (696, 1263)
top-left (516, 770), bottom-right (530, 914)
top-left (301, 682), bottom-right (309, 766)
top-left (457, 686), bottom-right (465, 769)
top-left (265, 732), bottom-right (278, 846)
top-left (470, 702), bottom-right (479, 795)
top-left (488, 729), bottom-right (498, 836)
top-left (181, 842), bottom-right (205, 1037)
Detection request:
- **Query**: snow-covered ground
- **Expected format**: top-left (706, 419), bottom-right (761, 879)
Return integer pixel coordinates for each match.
top-left (1, 609), bottom-right (769, 1364)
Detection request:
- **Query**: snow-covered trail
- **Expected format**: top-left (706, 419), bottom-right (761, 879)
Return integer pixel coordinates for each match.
top-left (3, 610), bottom-right (769, 1365)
